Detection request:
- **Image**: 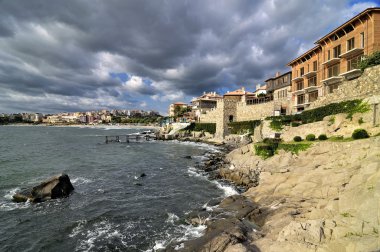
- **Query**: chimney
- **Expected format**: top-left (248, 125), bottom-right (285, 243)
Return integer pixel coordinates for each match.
top-left (241, 87), bottom-right (245, 91)
top-left (275, 72), bottom-right (281, 77)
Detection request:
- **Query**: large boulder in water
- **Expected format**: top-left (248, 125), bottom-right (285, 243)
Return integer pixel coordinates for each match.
top-left (12, 173), bottom-right (74, 203)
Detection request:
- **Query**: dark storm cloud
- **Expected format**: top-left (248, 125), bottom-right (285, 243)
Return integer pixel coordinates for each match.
top-left (0, 0), bottom-right (377, 113)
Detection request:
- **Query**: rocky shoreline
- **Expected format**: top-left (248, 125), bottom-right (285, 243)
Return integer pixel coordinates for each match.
top-left (160, 137), bottom-right (264, 252)
top-left (160, 129), bottom-right (380, 252)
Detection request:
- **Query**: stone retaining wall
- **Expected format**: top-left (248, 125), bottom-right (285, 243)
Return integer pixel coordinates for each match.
top-left (308, 65), bottom-right (380, 109)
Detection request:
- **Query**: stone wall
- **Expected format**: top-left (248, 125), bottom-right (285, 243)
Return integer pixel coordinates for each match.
top-left (308, 65), bottom-right (380, 109)
top-left (236, 101), bottom-right (275, 121)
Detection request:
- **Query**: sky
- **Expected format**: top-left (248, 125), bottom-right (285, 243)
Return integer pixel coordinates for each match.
top-left (0, 0), bottom-right (379, 115)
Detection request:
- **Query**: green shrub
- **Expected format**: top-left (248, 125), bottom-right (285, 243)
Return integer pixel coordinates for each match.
top-left (352, 128), bottom-right (369, 139)
top-left (306, 134), bottom-right (316, 141)
top-left (269, 119), bottom-right (283, 131)
top-left (318, 134), bottom-right (328, 140)
top-left (277, 143), bottom-right (312, 154)
top-left (291, 122), bottom-right (301, 127)
top-left (328, 116), bottom-right (335, 126)
top-left (266, 99), bottom-right (370, 130)
top-left (293, 136), bottom-right (302, 142)
top-left (254, 143), bottom-right (276, 159)
top-left (358, 117), bottom-right (364, 125)
top-left (183, 123), bottom-right (216, 134)
top-left (228, 120), bottom-right (261, 134)
top-left (358, 51), bottom-right (380, 71)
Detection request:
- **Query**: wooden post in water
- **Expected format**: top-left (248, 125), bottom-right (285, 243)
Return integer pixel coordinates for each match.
top-left (116, 136), bottom-right (120, 142)
top-left (126, 135), bottom-right (129, 143)
top-left (105, 136), bottom-right (109, 144)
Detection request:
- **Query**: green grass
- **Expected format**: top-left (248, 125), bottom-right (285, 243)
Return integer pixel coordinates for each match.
top-left (328, 136), bottom-right (354, 142)
top-left (277, 143), bottom-right (312, 154)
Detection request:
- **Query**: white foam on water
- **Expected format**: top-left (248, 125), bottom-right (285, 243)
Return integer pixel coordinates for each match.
top-left (169, 140), bottom-right (221, 152)
top-left (174, 243), bottom-right (184, 250)
top-left (71, 177), bottom-right (93, 185)
top-left (165, 213), bottom-right (179, 224)
top-left (76, 220), bottom-right (127, 252)
top-left (176, 224), bottom-right (207, 242)
top-left (3, 187), bottom-right (20, 200)
top-left (69, 220), bottom-right (87, 238)
top-left (212, 180), bottom-right (238, 197)
top-left (202, 202), bottom-right (218, 212)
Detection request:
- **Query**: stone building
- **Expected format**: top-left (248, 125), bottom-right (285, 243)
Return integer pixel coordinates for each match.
top-left (200, 87), bottom-right (274, 139)
top-left (191, 92), bottom-right (222, 122)
top-left (265, 71), bottom-right (292, 115)
top-left (288, 7), bottom-right (380, 113)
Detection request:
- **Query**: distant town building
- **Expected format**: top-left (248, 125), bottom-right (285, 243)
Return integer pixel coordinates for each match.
top-left (168, 102), bottom-right (189, 117)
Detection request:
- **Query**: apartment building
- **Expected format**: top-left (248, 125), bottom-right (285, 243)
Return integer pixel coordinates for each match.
top-left (288, 7), bottom-right (380, 112)
top-left (168, 102), bottom-right (189, 117)
top-left (265, 71), bottom-right (292, 115)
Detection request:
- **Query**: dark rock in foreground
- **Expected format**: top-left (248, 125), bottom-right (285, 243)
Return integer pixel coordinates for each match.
top-left (12, 173), bottom-right (74, 203)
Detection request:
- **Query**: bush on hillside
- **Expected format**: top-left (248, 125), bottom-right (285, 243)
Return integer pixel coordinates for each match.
top-left (228, 120), bottom-right (261, 134)
top-left (306, 134), bottom-right (316, 141)
top-left (291, 122), bottom-right (301, 127)
top-left (293, 136), bottom-right (302, 142)
top-left (266, 99), bottom-right (370, 129)
top-left (183, 123), bottom-right (216, 134)
top-left (352, 128), bottom-right (369, 139)
top-left (318, 134), bottom-right (328, 140)
top-left (359, 51), bottom-right (380, 71)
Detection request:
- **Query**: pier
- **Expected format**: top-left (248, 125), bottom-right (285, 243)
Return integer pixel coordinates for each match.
top-left (105, 134), bottom-right (157, 144)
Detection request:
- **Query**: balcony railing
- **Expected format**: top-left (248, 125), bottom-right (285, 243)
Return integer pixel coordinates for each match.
top-left (303, 71), bottom-right (317, 78)
top-left (339, 47), bottom-right (364, 58)
top-left (322, 58), bottom-right (340, 66)
top-left (246, 95), bottom-right (273, 105)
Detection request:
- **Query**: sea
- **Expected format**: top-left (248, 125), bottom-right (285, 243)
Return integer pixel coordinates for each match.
top-left (0, 125), bottom-right (237, 252)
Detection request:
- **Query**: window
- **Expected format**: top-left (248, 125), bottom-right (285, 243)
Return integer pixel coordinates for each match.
top-left (333, 45), bottom-right (341, 58)
top-left (284, 75), bottom-right (288, 82)
top-left (300, 67), bottom-right (304, 76)
top-left (328, 50), bottom-right (331, 60)
top-left (328, 64), bottom-right (340, 77)
top-left (229, 115), bottom-right (234, 122)
top-left (309, 91), bottom-right (318, 102)
top-left (297, 94), bottom-right (305, 105)
top-left (360, 32), bottom-right (365, 48)
top-left (347, 54), bottom-right (363, 71)
top-left (313, 61), bottom-right (317, 71)
top-left (347, 38), bottom-right (355, 51)
top-left (296, 81), bottom-right (304, 90)
top-left (308, 76), bottom-right (317, 87)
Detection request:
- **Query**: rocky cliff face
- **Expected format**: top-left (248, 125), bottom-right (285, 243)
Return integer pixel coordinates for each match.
top-left (224, 137), bottom-right (380, 251)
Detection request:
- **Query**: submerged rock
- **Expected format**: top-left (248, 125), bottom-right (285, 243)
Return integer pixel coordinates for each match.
top-left (12, 173), bottom-right (74, 203)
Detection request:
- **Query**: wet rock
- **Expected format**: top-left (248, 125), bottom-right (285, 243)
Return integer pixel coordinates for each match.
top-left (13, 173), bottom-right (74, 203)
top-left (140, 173), bottom-right (146, 177)
top-left (183, 155), bottom-right (192, 159)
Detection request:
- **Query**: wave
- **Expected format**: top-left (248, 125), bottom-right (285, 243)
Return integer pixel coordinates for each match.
top-left (211, 180), bottom-right (238, 197)
top-left (168, 140), bottom-right (221, 152)
top-left (147, 224), bottom-right (206, 252)
top-left (165, 213), bottom-right (180, 224)
top-left (71, 177), bottom-right (93, 185)
top-left (74, 219), bottom-right (127, 251)
top-left (3, 187), bottom-right (20, 200)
